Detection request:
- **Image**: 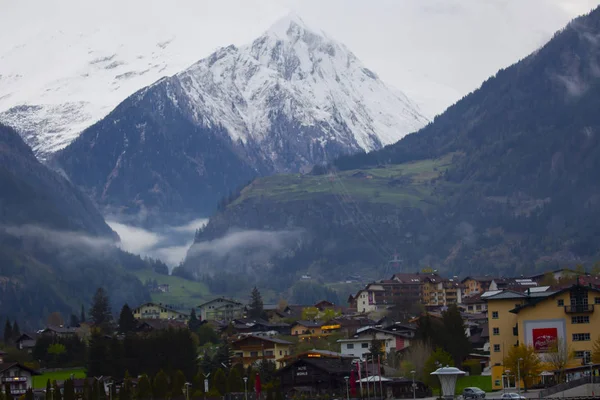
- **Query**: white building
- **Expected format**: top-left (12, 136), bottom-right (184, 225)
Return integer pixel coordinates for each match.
top-left (338, 327), bottom-right (411, 360)
top-left (354, 284), bottom-right (385, 313)
top-left (0, 361), bottom-right (39, 396)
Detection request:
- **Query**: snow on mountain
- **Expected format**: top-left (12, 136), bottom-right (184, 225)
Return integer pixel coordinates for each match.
top-left (0, 0), bottom-right (285, 157)
top-left (0, 7), bottom-right (426, 158)
top-left (53, 15), bottom-right (427, 222)
top-left (168, 14), bottom-right (427, 155)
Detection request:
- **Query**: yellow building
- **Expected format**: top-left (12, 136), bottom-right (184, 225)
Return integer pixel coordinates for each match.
top-left (462, 276), bottom-right (494, 297)
top-left (232, 335), bottom-right (293, 368)
top-left (487, 284), bottom-right (600, 390)
top-left (133, 302), bottom-right (189, 322)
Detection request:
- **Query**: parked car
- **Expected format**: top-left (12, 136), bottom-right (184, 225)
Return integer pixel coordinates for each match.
top-left (501, 393), bottom-right (526, 400)
top-left (463, 387), bottom-right (486, 399)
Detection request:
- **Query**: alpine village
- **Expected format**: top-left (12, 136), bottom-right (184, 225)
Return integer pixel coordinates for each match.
top-left (3, 2), bottom-right (600, 400)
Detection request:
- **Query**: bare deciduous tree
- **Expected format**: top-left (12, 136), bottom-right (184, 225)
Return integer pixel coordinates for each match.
top-left (398, 340), bottom-right (433, 381)
top-left (544, 337), bottom-right (573, 383)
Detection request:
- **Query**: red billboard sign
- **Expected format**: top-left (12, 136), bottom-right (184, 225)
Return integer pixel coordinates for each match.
top-left (532, 327), bottom-right (558, 352)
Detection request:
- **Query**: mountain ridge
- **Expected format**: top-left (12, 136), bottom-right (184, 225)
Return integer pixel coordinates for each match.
top-left (181, 6), bottom-right (600, 295)
top-left (54, 16), bottom-right (427, 223)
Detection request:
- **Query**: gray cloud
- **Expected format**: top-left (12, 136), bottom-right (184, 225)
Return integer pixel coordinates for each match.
top-left (187, 228), bottom-right (304, 260)
top-left (1, 224), bottom-right (114, 252)
top-left (1, 0), bottom-right (597, 119)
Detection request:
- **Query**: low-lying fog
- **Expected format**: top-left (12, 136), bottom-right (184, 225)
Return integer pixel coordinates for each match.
top-left (107, 218), bottom-right (208, 269)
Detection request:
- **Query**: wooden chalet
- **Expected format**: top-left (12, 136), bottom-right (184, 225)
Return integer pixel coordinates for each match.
top-left (275, 357), bottom-right (355, 396)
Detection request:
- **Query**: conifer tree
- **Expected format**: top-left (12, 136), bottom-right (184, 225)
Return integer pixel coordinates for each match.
top-left (247, 286), bottom-right (264, 319)
top-left (87, 331), bottom-right (109, 377)
top-left (3, 318), bottom-right (12, 345)
top-left (188, 309), bottom-right (201, 331)
top-left (90, 288), bottom-right (113, 333)
top-left (153, 370), bottom-right (169, 399)
top-left (137, 375), bottom-right (152, 400)
top-left (171, 370), bottom-right (186, 398)
top-left (441, 303), bottom-right (471, 366)
top-left (52, 380), bottom-right (62, 400)
top-left (211, 369), bottom-right (227, 395)
top-left (25, 388), bottom-right (34, 400)
top-left (226, 366), bottom-right (243, 393)
top-left (63, 379), bottom-right (75, 400)
top-left (118, 304), bottom-right (136, 334)
top-left (119, 371), bottom-right (132, 400)
top-left (4, 383), bottom-right (11, 399)
top-left (82, 379), bottom-right (91, 400)
top-left (80, 305), bottom-right (86, 323)
top-left (45, 380), bottom-right (52, 400)
top-left (11, 320), bottom-right (20, 341)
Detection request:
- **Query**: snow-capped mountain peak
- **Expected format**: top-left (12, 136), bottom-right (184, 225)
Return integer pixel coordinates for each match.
top-left (172, 15), bottom-right (428, 154)
top-left (54, 14), bottom-right (429, 221)
top-left (266, 12), bottom-right (313, 39)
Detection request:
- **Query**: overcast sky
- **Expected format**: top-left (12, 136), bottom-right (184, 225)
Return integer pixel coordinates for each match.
top-left (2, 0), bottom-right (599, 116)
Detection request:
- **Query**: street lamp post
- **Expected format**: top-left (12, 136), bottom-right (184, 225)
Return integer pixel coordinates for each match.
top-left (504, 369), bottom-right (511, 394)
top-left (344, 376), bottom-right (350, 400)
top-left (410, 370), bottom-right (416, 400)
top-left (517, 358), bottom-right (523, 396)
top-left (243, 377), bottom-right (248, 400)
top-left (185, 382), bottom-right (192, 400)
top-left (588, 362), bottom-right (594, 396)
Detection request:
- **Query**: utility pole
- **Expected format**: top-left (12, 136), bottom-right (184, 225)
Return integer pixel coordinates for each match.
top-left (243, 377), bottom-right (248, 400)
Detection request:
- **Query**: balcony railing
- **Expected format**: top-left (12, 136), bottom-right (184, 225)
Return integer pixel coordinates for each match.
top-left (2, 377), bottom-right (27, 383)
top-left (564, 304), bottom-right (594, 313)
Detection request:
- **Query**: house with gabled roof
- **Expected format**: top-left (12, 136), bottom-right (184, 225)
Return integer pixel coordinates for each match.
top-left (231, 335), bottom-right (293, 368)
top-left (15, 333), bottom-right (38, 353)
top-left (132, 302), bottom-right (189, 322)
top-left (461, 276), bottom-right (495, 297)
top-left (0, 361), bottom-right (40, 397)
top-left (291, 320), bottom-right (325, 337)
top-left (197, 297), bottom-right (244, 322)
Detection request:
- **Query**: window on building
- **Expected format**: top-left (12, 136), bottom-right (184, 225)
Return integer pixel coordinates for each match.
top-left (557, 299), bottom-right (564, 306)
top-left (494, 344), bottom-right (501, 352)
top-left (572, 333), bottom-right (591, 342)
top-left (493, 327), bottom-right (500, 335)
top-left (595, 297), bottom-right (600, 305)
top-left (250, 351), bottom-right (258, 357)
top-left (574, 351), bottom-right (591, 360)
top-left (362, 343), bottom-right (369, 348)
top-left (265, 350), bottom-right (273, 356)
top-left (347, 344), bottom-right (354, 349)
top-left (279, 351), bottom-right (282, 356)
top-left (572, 316), bottom-right (590, 324)
top-left (492, 311), bottom-right (499, 319)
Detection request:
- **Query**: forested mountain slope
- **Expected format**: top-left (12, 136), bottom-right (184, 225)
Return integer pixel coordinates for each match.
top-left (182, 7), bottom-right (600, 294)
top-left (0, 123), bottom-right (152, 327)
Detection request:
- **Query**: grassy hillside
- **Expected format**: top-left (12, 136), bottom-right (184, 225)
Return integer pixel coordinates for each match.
top-left (131, 269), bottom-right (211, 311)
top-left (233, 153), bottom-right (455, 207)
